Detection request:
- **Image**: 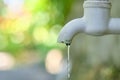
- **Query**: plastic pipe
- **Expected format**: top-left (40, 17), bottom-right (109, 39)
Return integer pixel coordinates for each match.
top-left (57, 0), bottom-right (120, 45)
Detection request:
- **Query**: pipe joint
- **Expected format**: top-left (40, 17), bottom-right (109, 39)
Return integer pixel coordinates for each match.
top-left (84, 1), bottom-right (111, 8)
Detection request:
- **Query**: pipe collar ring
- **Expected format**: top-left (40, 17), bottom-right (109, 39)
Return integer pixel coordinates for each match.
top-left (83, 1), bottom-right (111, 8)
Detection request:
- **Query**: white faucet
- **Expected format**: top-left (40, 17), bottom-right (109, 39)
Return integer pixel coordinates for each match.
top-left (57, 0), bottom-right (120, 45)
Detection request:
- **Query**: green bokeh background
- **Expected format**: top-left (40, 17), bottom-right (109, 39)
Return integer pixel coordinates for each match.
top-left (1, 0), bottom-right (120, 80)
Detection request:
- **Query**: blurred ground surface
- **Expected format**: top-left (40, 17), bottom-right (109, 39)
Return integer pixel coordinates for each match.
top-left (0, 63), bottom-right (56, 80)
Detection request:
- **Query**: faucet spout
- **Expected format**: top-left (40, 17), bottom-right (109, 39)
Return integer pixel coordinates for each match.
top-left (57, 18), bottom-right (86, 44)
top-left (58, 0), bottom-right (120, 44)
top-left (57, 0), bottom-right (111, 44)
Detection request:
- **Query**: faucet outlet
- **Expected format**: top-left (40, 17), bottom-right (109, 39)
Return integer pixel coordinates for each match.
top-left (58, 0), bottom-right (120, 44)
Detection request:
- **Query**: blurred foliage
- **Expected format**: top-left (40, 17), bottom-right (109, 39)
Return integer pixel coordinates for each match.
top-left (0, 0), bottom-right (73, 57)
top-left (1, 0), bottom-right (120, 80)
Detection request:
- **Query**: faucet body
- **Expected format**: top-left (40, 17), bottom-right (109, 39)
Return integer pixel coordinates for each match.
top-left (57, 0), bottom-right (120, 44)
top-left (84, 1), bottom-right (111, 35)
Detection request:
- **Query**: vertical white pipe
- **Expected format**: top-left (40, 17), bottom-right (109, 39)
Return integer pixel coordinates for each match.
top-left (83, 0), bottom-right (111, 35)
